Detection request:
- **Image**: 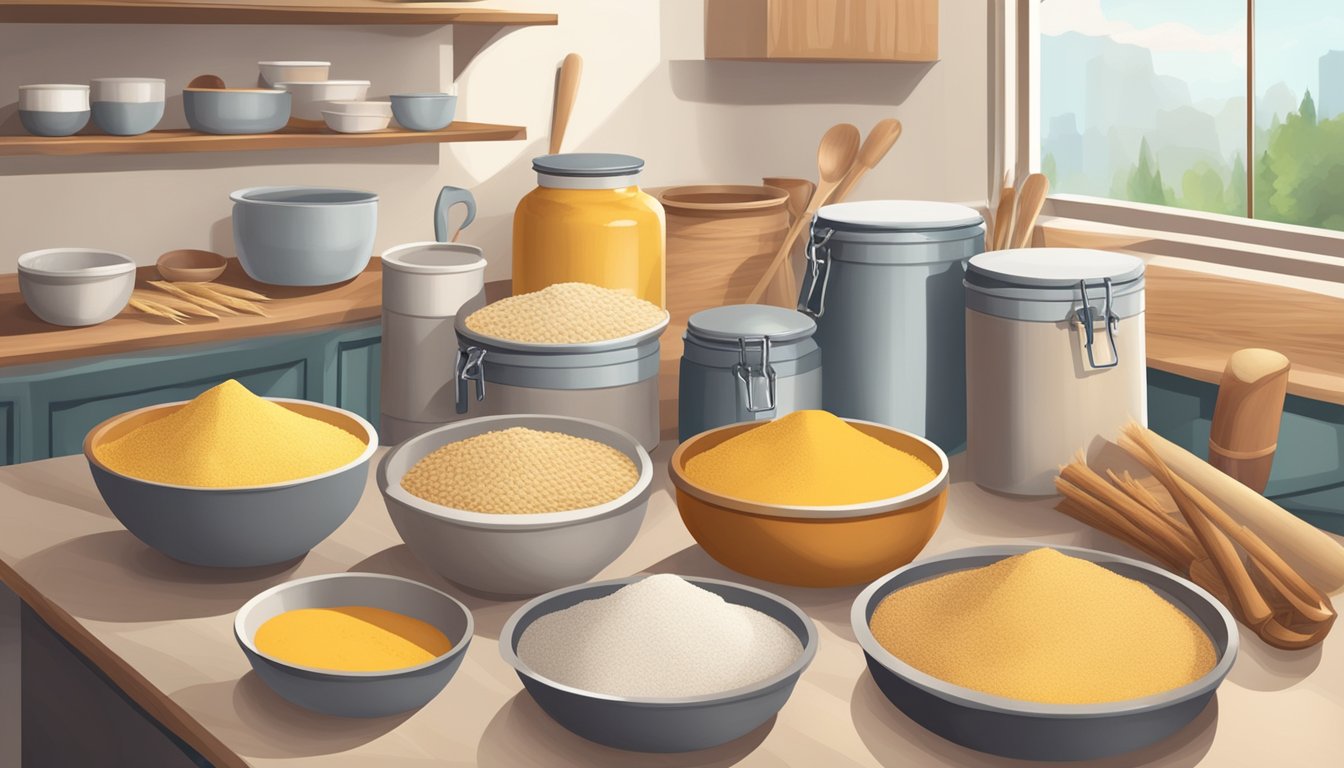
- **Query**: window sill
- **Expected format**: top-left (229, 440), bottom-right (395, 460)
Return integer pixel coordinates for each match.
top-left (1032, 214), bottom-right (1344, 406)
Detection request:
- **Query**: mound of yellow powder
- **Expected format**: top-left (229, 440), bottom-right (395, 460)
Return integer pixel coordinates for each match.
top-left (465, 282), bottom-right (666, 344)
top-left (254, 606), bottom-right (452, 673)
top-left (94, 380), bottom-right (366, 487)
top-left (869, 548), bottom-right (1217, 704)
top-left (682, 410), bottom-right (936, 506)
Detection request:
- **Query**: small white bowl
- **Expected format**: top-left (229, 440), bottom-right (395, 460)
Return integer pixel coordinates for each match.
top-left (324, 100), bottom-right (392, 117)
top-left (90, 77), bottom-right (165, 104)
top-left (322, 110), bottom-right (391, 133)
top-left (274, 79), bottom-right (371, 121)
top-left (18, 248), bottom-right (136, 327)
top-left (258, 60), bottom-right (331, 88)
top-left (19, 84), bottom-right (89, 112)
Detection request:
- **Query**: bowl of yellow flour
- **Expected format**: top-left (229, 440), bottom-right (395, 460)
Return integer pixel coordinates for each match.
top-left (851, 545), bottom-right (1237, 762)
top-left (235, 572), bottom-right (473, 717)
top-left (84, 379), bottom-right (377, 567)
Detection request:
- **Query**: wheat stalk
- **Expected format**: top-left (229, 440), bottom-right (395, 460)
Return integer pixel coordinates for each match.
top-left (131, 289), bottom-right (220, 319)
top-left (128, 297), bottom-right (188, 324)
top-left (148, 280), bottom-right (238, 315)
top-left (202, 283), bottom-right (270, 302)
top-left (173, 282), bottom-right (269, 316)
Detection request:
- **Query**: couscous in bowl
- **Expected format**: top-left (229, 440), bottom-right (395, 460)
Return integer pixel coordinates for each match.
top-left (377, 414), bottom-right (654, 597)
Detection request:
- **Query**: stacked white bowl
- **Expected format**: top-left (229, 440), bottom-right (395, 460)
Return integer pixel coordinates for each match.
top-left (90, 77), bottom-right (166, 136)
top-left (19, 84), bottom-right (90, 137)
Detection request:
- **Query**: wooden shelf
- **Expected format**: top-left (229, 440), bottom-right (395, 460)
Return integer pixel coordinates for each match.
top-left (0, 121), bottom-right (526, 157)
top-left (0, 0), bottom-right (557, 26)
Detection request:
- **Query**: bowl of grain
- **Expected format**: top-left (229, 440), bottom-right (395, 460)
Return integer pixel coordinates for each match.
top-left (852, 545), bottom-right (1237, 762)
top-left (669, 410), bottom-right (948, 588)
top-left (84, 380), bottom-right (377, 568)
top-left (236, 572), bottom-right (473, 718)
top-left (500, 574), bottom-right (817, 752)
top-left (377, 414), bottom-right (654, 597)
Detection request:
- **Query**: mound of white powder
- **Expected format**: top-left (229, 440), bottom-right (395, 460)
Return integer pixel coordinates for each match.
top-left (516, 574), bottom-right (804, 698)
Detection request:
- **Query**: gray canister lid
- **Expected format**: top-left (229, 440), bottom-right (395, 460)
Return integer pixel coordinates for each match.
top-left (687, 304), bottom-right (816, 344)
top-left (965, 248), bottom-right (1145, 322)
top-left (817, 200), bottom-right (984, 231)
top-left (532, 153), bottom-right (645, 177)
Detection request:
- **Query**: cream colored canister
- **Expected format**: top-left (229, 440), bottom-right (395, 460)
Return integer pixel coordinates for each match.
top-left (965, 248), bottom-right (1147, 495)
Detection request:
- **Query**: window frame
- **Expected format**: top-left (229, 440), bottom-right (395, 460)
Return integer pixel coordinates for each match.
top-left (1008, 0), bottom-right (1344, 274)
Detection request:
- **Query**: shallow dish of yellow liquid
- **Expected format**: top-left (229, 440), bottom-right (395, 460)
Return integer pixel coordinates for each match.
top-left (235, 573), bottom-right (474, 718)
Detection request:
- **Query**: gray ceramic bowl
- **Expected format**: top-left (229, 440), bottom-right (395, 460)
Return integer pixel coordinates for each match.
top-left (500, 575), bottom-right (817, 752)
top-left (84, 398), bottom-right (377, 568)
top-left (184, 88), bottom-right (290, 135)
top-left (390, 93), bottom-right (455, 131)
top-left (235, 572), bottom-right (473, 717)
top-left (852, 544), bottom-right (1238, 762)
top-left (231, 186), bottom-right (377, 286)
top-left (92, 101), bottom-right (165, 136)
top-left (20, 109), bottom-right (90, 137)
top-left (378, 414), bottom-right (653, 597)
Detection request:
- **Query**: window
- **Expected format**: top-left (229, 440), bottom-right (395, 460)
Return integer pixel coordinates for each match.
top-left (1038, 0), bottom-right (1344, 234)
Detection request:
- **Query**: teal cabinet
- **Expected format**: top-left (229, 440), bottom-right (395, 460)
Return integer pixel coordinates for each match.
top-left (0, 323), bottom-right (380, 465)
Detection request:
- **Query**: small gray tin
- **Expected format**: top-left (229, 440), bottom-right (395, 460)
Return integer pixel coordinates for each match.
top-left (852, 544), bottom-right (1237, 762)
top-left (801, 200), bottom-right (984, 454)
top-left (677, 304), bottom-right (822, 441)
top-left (453, 296), bottom-right (669, 450)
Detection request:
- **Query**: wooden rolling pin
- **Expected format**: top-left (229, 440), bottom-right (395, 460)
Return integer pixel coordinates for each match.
top-left (1209, 349), bottom-right (1291, 493)
top-left (1134, 427), bottom-right (1344, 595)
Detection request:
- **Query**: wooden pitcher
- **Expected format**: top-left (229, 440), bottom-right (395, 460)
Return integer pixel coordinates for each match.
top-left (655, 184), bottom-right (794, 433)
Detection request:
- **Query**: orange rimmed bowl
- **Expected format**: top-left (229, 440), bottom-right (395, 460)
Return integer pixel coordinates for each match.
top-left (668, 419), bottom-right (948, 588)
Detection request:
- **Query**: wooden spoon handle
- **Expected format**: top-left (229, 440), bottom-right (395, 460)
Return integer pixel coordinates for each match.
top-left (549, 53), bottom-right (583, 155)
top-left (747, 197), bottom-right (816, 305)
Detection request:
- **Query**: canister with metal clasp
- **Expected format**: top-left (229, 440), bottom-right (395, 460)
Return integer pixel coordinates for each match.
top-left (453, 298), bottom-right (668, 450)
top-left (677, 304), bottom-right (822, 441)
top-left (964, 248), bottom-right (1148, 496)
top-left (800, 200), bottom-right (985, 453)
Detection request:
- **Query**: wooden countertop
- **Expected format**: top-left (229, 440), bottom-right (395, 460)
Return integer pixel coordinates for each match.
top-left (0, 449), bottom-right (1340, 767)
top-left (0, 259), bottom-right (380, 370)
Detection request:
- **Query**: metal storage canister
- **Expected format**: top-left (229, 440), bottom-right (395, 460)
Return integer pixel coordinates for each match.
top-left (801, 200), bottom-right (985, 453)
top-left (379, 242), bottom-right (486, 446)
top-left (964, 248), bottom-right (1147, 496)
top-left (678, 304), bottom-right (822, 442)
top-left (453, 303), bottom-right (669, 451)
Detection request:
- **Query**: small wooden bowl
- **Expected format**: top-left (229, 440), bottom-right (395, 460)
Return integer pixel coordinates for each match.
top-left (156, 249), bottom-right (226, 282)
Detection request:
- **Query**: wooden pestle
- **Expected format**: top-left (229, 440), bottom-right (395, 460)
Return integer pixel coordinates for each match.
top-left (1209, 348), bottom-right (1291, 493)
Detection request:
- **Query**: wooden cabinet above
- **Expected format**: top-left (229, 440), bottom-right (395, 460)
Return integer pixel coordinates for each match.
top-left (705, 0), bottom-right (938, 62)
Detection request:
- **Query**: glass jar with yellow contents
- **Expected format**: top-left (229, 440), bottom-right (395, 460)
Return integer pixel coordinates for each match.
top-left (512, 153), bottom-right (666, 307)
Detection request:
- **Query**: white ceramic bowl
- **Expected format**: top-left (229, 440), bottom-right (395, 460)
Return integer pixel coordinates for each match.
top-left (258, 60), bottom-right (331, 88)
top-left (274, 80), bottom-right (371, 121)
top-left (19, 84), bottom-right (89, 112)
top-left (321, 110), bottom-right (391, 133)
top-left (90, 77), bottom-right (165, 103)
top-left (324, 100), bottom-right (392, 117)
top-left (17, 248), bottom-right (135, 326)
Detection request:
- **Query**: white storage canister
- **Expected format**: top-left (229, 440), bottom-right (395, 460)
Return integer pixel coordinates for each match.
top-left (379, 242), bottom-right (486, 446)
top-left (677, 304), bottom-right (822, 441)
top-left (964, 248), bottom-right (1148, 496)
top-left (802, 200), bottom-right (985, 453)
top-left (453, 301), bottom-right (669, 451)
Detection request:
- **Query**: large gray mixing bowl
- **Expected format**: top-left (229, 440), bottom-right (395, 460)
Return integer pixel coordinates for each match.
top-left (378, 414), bottom-right (653, 597)
top-left (852, 544), bottom-right (1238, 762)
top-left (230, 186), bottom-right (377, 286)
top-left (85, 398), bottom-right (376, 568)
top-left (500, 575), bottom-right (818, 752)
top-left (235, 572), bottom-right (473, 717)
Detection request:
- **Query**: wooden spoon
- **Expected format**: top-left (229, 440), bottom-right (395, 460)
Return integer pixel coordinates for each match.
top-left (548, 53), bottom-right (583, 155)
top-left (747, 123), bottom-right (860, 306)
top-left (830, 118), bottom-right (903, 204)
top-left (1009, 172), bottom-right (1049, 248)
top-left (991, 185), bottom-right (1016, 250)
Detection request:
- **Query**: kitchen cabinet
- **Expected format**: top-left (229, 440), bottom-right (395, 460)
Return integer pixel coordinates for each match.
top-left (705, 0), bottom-right (939, 62)
top-left (0, 323), bottom-right (380, 466)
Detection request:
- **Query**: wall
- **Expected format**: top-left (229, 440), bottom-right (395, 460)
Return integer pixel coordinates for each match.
top-left (0, 0), bottom-right (992, 280)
